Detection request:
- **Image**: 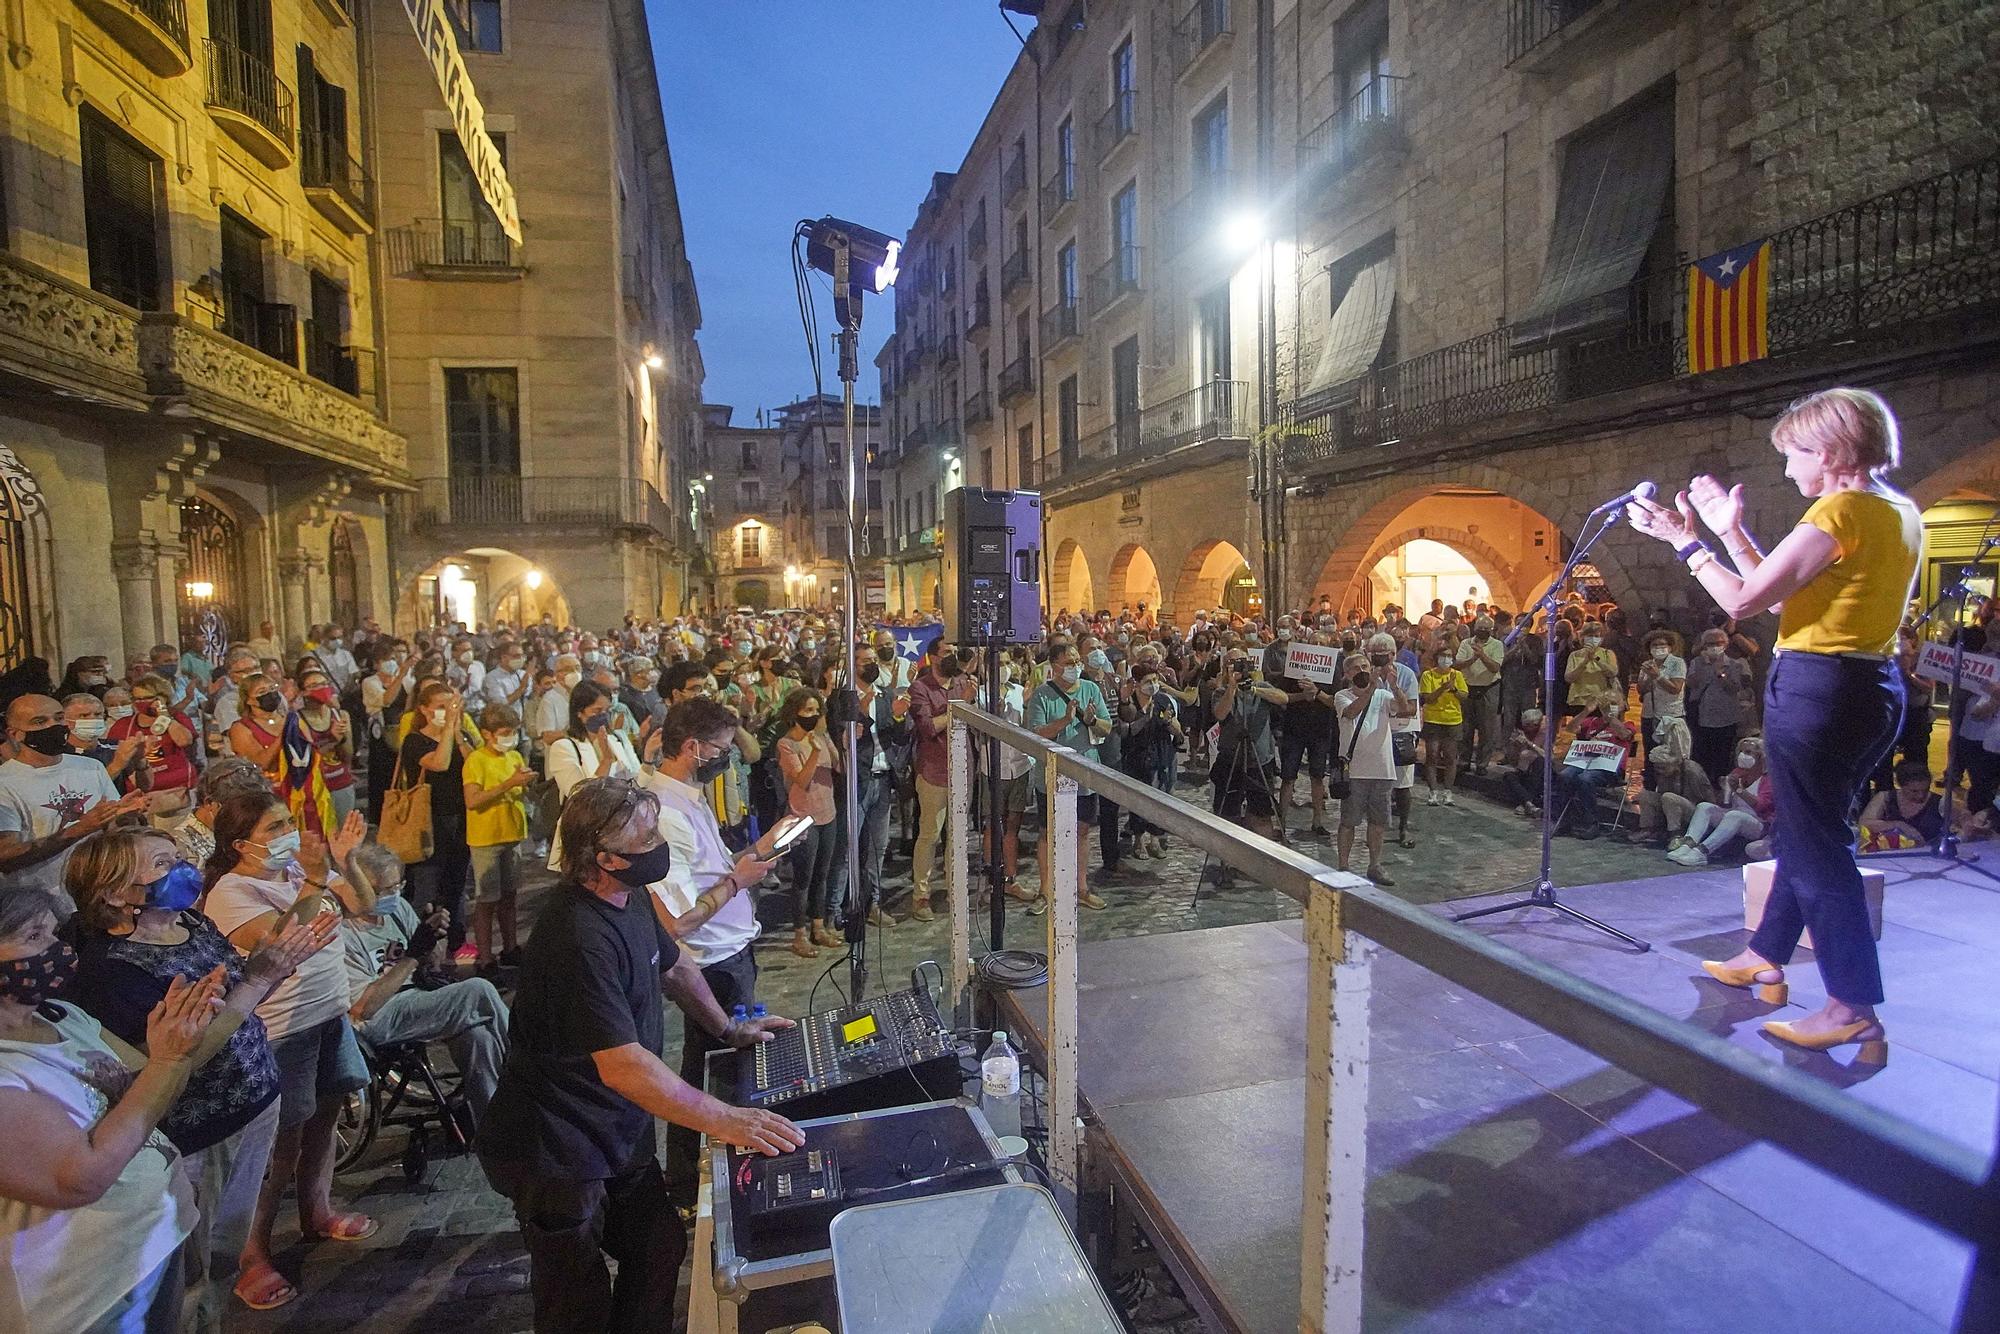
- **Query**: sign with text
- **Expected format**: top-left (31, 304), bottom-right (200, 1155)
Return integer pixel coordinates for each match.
top-left (1282, 641), bottom-right (1344, 684)
top-left (1562, 739), bottom-right (1627, 773)
top-left (1916, 641), bottom-right (2000, 687)
top-left (401, 0), bottom-right (522, 243)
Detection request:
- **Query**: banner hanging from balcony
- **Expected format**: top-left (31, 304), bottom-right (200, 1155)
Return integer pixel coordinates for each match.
top-left (1686, 240), bottom-right (1770, 374)
top-left (401, 0), bottom-right (522, 243)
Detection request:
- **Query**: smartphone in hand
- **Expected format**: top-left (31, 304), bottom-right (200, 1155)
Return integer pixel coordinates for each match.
top-left (755, 813), bottom-right (814, 859)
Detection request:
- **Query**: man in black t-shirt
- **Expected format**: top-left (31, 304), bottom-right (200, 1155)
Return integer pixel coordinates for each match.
top-left (477, 777), bottom-right (802, 1333)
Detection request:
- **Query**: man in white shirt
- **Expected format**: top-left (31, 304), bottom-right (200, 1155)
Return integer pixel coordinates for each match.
top-left (642, 696), bottom-right (781, 1206)
top-left (0, 694), bottom-right (148, 904)
top-left (449, 638), bottom-right (486, 697)
top-left (1334, 643), bottom-right (1416, 887)
top-left (482, 644), bottom-right (531, 711)
top-left (315, 626), bottom-right (360, 691)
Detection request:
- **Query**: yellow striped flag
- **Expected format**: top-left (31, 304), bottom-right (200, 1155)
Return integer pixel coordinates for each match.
top-left (1686, 240), bottom-right (1771, 374)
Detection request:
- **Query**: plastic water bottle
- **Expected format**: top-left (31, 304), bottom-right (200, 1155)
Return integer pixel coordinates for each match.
top-left (731, 1003), bottom-right (748, 1024)
top-left (750, 1002), bottom-right (768, 1021)
top-left (981, 1031), bottom-right (1020, 1097)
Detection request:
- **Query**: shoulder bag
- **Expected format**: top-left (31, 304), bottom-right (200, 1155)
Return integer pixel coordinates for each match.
top-left (1326, 697), bottom-right (1370, 800)
top-left (377, 750), bottom-right (433, 864)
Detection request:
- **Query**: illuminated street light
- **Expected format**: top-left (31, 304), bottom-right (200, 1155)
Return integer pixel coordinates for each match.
top-left (644, 352), bottom-right (665, 370)
top-left (804, 216), bottom-right (902, 293)
top-left (185, 580), bottom-right (214, 599)
top-left (1221, 210), bottom-right (1263, 253)
top-left (525, 569), bottom-right (543, 590)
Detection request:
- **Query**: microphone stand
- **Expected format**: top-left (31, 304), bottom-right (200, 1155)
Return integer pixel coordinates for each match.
top-left (830, 236), bottom-right (870, 1001)
top-left (1454, 502), bottom-right (1651, 952)
top-left (1864, 527), bottom-right (2000, 888)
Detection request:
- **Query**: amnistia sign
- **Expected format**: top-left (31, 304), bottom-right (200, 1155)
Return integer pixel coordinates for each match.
top-left (401, 0), bottom-right (522, 244)
top-left (1282, 641), bottom-right (1344, 684)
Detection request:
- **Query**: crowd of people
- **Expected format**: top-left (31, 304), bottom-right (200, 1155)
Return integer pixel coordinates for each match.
top-left (0, 386), bottom-right (1963, 1332)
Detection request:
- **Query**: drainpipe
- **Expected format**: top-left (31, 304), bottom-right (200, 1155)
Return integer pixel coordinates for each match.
top-left (1256, 0), bottom-right (1283, 609)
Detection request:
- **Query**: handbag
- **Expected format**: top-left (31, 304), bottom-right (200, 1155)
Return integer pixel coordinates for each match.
top-left (377, 752), bottom-right (433, 864)
top-left (1392, 730), bottom-right (1419, 768)
top-left (1326, 699), bottom-right (1369, 800)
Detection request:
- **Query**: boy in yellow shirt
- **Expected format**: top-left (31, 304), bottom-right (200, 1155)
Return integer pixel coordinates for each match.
top-left (463, 703), bottom-right (535, 972)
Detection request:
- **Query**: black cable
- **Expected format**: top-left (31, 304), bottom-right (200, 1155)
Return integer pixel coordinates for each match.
top-left (976, 949), bottom-right (1048, 989)
top-left (805, 948), bottom-right (848, 1015)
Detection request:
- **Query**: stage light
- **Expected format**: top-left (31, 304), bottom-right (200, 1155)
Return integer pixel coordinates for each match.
top-left (1221, 210), bottom-right (1263, 252)
top-left (805, 216), bottom-right (902, 293)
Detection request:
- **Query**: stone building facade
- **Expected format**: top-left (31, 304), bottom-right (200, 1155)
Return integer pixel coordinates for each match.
top-left (774, 395), bottom-right (885, 613)
top-left (365, 0), bottom-right (707, 632)
top-left (702, 403), bottom-right (790, 612)
top-left (0, 0), bottom-right (407, 670)
top-left (886, 0), bottom-right (2000, 628)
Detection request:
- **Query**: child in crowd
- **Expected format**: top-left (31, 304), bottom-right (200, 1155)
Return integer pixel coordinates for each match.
top-left (461, 703), bottom-right (534, 972)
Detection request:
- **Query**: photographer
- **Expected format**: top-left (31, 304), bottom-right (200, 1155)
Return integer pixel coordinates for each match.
top-left (1206, 647), bottom-right (1290, 847)
top-left (1022, 644), bottom-right (1112, 913)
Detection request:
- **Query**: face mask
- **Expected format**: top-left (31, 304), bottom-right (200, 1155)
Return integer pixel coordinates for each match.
top-left (457, 652), bottom-right (473, 665)
top-left (1139, 681), bottom-right (1157, 697)
top-left (1703, 646), bottom-right (1725, 660)
top-left (71, 718), bottom-right (108, 742)
top-left (1651, 647), bottom-right (1670, 662)
top-left (797, 713), bottom-right (822, 730)
top-left (0, 939), bottom-right (76, 1009)
top-left (505, 659), bottom-right (524, 672)
top-left (430, 708), bottom-right (450, 727)
top-left (22, 723), bottom-right (69, 757)
top-left (1116, 634), bottom-right (1131, 646)
top-left (1368, 652), bottom-right (1393, 667)
top-left (560, 671), bottom-right (583, 689)
top-left (306, 686), bottom-right (337, 705)
top-left (494, 732), bottom-right (520, 750)
top-left (80, 672), bottom-right (107, 687)
top-left (1059, 665), bottom-right (1081, 686)
top-left (585, 712), bottom-right (611, 732)
top-left (252, 831), bottom-right (301, 868)
top-left (1276, 629), bottom-right (1292, 641)
top-left (107, 705), bottom-right (134, 721)
top-left (1475, 630), bottom-right (1491, 641)
top-left (1086, 650), bottom-right (1110, 672)
top-left (1737, 752), bottom-right (1756, 769)
top-left (380, 659), bottom-right (401, 676)
top-left (143, 860), bottom-right (205, 913)
top-left (602, 841), bottom-right (672, 888)
top-left (695, 752), bottom-right (731, 783)
top-left (1583, 637), bottom-right (1603, 648)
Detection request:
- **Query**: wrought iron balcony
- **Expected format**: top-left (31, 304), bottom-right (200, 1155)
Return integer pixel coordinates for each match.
top-left (1282, 154), bottom-right (2000, 474)
top-left (1095, 89), bottom-right (1138, 162)
top-left (1089, 246), bottom-right (1143, 314)
top-left (909, 329), bottom-right (933, 365)
top-left (394, 475), bottom-right (679, 537)
top-left (300, 129), bottom-right (372, 235)
top-left (964, 389), bottom-right (994, 426)
top-left (203, 38), bottom-right (294, 167)
top-left (998, 354), bottom-right (1035, 405)
top-left (1040, 298), bottom-right (1081, 349)
top-left (75, 0), bottom-right (191, 76)
top-left (1508, 0), bottom-right (1609, 63)
top-left (302, 320), bottom-right (375, 399)
top-left (966, 292), bottom-right (993, 336)
top-left (1165, 170), bottom-right (1243, 254)
top-left (1173, 0), bottom-right (1233, 80)
top-left (1045, 379), bottom-right (1252, 486)
top-left (1003, 151), bottom-right (1028, 204)
top-left (217, 298), bottom-right (297, 365)
top-left (385, 219), bottom-right (521, 277)
top-left (1042, 162), bottom-right (1077, 219)
top-left (1299, 74), bottom-right (1408, 188)
top-left (937, 321), bottom-right (961, 369)
top-left (1001, 248), bottom-right (1031, 298)
top-left (967, 209), bottom-right (989, 258)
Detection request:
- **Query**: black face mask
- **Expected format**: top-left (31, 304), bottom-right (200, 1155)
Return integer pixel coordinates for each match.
top-left (0, 939), bottom-right (76, 1010)
top-left (21, 723), bottom-right (69, 757)
top-left (695, 753), bottom-right (731, 783)
top-left (256, 691), bottom-right (283, 712)
top-left (797, 713), bottom-right (822, 729)
top-left (602, 841), bottom-right (672, 888)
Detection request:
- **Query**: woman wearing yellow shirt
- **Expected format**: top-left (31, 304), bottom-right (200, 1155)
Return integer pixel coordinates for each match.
top-left (1629, 388), bottom-right (1918, 1062)
top-left (1418, 648), bottom-right (1467, 806)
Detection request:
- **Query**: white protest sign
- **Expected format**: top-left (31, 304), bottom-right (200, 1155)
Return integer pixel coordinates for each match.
top-left (1282, 641), bottom-right (1343, 684)
top-left (1915, 641), bottom-right (2000, 687)
top-left (1562, 738), bottom-right (1626, 773)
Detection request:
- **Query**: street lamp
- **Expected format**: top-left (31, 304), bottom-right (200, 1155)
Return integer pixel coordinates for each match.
top-left (644, 352), bottom-right (665, 370)
top-left (1221, 209), bottom-right (1263, 253)
top-left (525, 569), bottom-right (544, 590)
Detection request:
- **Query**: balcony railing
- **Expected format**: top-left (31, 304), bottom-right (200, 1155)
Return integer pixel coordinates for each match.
top-left (1283, 155), bottom-right (2000, 473)
top-left (395, 476), bottom-right (678, 536)
top-left (75, 0), bottom-right (191, 75)
top-left (1042, 162), bottom-right (1077, 218)
top-left (385, 218), bottom-right (520, 274)
top-left (908, 330), bottom-right (933, 365)
top-left (1299, 74), bottom-right (1409, 187)
top-left (1003, 152), bottom-right (1028, 204)
top-left (1048, 379), bottom-right (1253, 484)
top-left (300, 129), bottom-right (371, 225)
top-left (967, 209), bottom-right (989, 258)
top-left (967, 293), bottom-right (993, 336)
top-left (1089, 245), bottom-right (1143, 312)
top-left (1001, 248), bottom-right (1031, 297)
top-left (217, 298), bottom-right (297, 365)
top-left (998, 354), bottom-right (1035, 404)
top-left (1165, 170), bottom-right (1242, 254)
top-left (302, 319), bottom-right (374, 398)
top-left (1040, 298), bottom-right (1081, 348)
top-left (1508, 0), bottom-right (1609, 63)
top-left (1095, 89), bottom-right (1138, 161)
top-left (937, 324), bottom-right (961, 369)
top-left (964, 389), bottom-right (994, 426)
top-left (203, 38), bottom-right (293, 153)
top-left (1172, 0), bottom-right (1232, 78)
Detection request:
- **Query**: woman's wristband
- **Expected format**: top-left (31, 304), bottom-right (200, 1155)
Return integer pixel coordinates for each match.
top-left (1673, 537), bottom-right (1707, 563)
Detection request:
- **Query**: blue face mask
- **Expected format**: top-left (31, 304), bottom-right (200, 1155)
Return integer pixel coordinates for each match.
top-left (144, 860), bottom-right (204, 913)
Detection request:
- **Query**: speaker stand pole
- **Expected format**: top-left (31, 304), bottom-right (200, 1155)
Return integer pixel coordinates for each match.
top-left (831, 238), bottom-right (869, 1001)
top-left (987, 642), bottom-right (1006, 951)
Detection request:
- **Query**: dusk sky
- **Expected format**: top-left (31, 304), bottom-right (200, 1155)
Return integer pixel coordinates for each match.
top-left (649, 2), bottom-right (1025, 428)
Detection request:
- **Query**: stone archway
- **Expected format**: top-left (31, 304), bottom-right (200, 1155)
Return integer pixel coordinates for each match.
top-left (1107, 542), bottom-right (1162, 616)
top-left (1344, 525), bottom-right (1525, 612)
top-left (1050, 538), bottom-right (1095, 617)
top-left (401, 550), bottom-right (571, 630)
top-left (1172, 539), bottom-right (1258, 620)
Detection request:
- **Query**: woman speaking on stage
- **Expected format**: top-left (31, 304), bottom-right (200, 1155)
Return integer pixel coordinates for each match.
top-left (1627, 388), bottom-right (1919, 1063)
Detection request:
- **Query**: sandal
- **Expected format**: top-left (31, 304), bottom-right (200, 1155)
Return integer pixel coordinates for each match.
top-left (303, 1212), bottom-right (378, 1243)
top-left (234, 1263), bottom-right (298, 1311)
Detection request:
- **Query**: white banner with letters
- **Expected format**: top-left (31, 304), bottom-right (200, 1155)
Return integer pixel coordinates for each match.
top-left (1562, 738), bottom-right (1627, 773)
top-left (402, 0), bottom-right (522, 243)
top-left (1282, 642), bottom-right (1343, 685)
top-left (1916, 641), bottom-right (2000, 687)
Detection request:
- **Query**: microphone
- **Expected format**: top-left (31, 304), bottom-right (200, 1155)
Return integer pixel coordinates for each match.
top-left (1590, 480), bottom-right (1658, 515)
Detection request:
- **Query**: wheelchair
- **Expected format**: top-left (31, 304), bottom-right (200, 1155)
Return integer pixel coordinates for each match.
top-left (333, 1033), bottom-right (475, 1184)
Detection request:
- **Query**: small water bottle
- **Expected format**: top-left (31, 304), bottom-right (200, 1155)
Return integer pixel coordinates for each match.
top-left (750, 1002), bottom-right (768, 1021)
top-left (731, 1003), bottom-right (749, 1024)
top-left (981, 1031), bottom-right (1022, 1140)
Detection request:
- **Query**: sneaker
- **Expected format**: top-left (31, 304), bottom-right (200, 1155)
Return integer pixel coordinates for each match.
top-left (1442, 791), bottom-right (1456, 807)
top-left (1025, 896), bottom-right (1048, 916)
top-left (1290, 789), bottom-right (1310, 809)
top-left (1523, 802), bottom-right (1541, 817)
top-left (1080, 890), bottom-right (1108, 911)
top-left (452, 943), bottom-right (479, 965)
top-left (1513, 803), bottom-right (1529, 816)
top-left (1670, 843), bottom-right (1710, 866)
top-left (1309, 824), bottom-right (1331, 838)
top-left (1425, 790), bottom-right (1442, 807)
top-left (1365, 865), bottom-right (1396, 887)
top-left (1131, 839), bottom-right (1153, 860)
top-left (1666, 835), bottom-right (1690, 853)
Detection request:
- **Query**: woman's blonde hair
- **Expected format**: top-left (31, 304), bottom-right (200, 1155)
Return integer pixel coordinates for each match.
top-left (1771, 387), bottom-right (1900, 476)
top-left (65, 826), bottom-right (175, 933)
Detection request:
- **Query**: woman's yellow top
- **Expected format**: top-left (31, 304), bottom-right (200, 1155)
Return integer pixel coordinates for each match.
top-left (1419, 668), bottom-right (1467, 726)
top-left (1777, 488), bottom-right (1922, 655)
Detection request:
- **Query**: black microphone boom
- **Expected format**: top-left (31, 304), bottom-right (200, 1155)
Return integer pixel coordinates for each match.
top-left (1590, 480), bottom-right (1658, 515)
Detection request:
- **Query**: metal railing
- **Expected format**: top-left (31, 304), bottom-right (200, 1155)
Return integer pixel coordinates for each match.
top-left (300, 129), bottom-right (370, 220)
top-left (942, 704), bottom-right (1997, 1332)
top-left (967, 209), bottom-right (989, 258)
top-left (963, 388), bottom-right (993, 425)
top-left (385, 218), bottom-right (519, 273)
top-left (1172, 0), bottom-right (1232, 77)
top-left (393, 475), bottom-right (677, 535)
top-left (1165, 169), bottom-right (1241, 254)
top-left (1095, 88), bottom-right (1138, 160)
top-left (997, 354), bottom-right (1034, 403)
top-left (1508, 0), bottom-right (1609, 63)
top-left (301, 319), bottom-right (373, 398)
top-left (1088, 244), bottom-right (1143, 312)
top-left (1299, 73), bottom-right (1409, 185)
top-left (119, 0), bottom-right (189, 50)
top-left (1002, 151), bottom-right (1028, 203)
top-left (203, 38), bottom-right (293, 148)
top-left (937, 317), bottom-right (960, 369)
top-left (1000, 248), bottom-right (1031, 297)
top-left (908, 329), bottom-right (933, 365)
top-left (217, 297), bottom-right (296, 364)
top-left (1040, 297), bottom-right (1081, 347)
top-left (966, 291), bottom-right (993, 335)
top-left (1047, 378), bottom-right (1251, 484)
top-left (1285, 154), bottom-right (2000, 473)
top-left (1042, 161), bottom-right (1078, 217)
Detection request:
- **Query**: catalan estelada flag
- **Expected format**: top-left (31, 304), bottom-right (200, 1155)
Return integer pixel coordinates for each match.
top-left (1686, 239), bottom-right (1771, 374)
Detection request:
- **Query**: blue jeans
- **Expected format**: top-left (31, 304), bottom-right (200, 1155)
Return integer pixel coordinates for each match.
top-left (1749, 652), bottom-right (1900, 1005)
top-left (83, 1251), bottom-right (180, 1334)
top-left (829, 771), bottom-right (892, 917)
top-left (789, 819), bottom-right (839, 923)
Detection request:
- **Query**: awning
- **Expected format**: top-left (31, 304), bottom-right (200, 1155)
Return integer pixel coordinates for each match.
top-left (1305, 253), bottom-right (1395, 395)
top-left (1511, 95), bottom-right (1673, 348)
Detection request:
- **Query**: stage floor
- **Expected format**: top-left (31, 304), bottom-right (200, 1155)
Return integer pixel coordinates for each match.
top-left (993, 854), bottom-right (1996, 1333)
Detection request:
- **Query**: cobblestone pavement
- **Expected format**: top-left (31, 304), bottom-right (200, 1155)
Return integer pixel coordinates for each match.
top-left (225, 778), bottom-right (1693, 1333)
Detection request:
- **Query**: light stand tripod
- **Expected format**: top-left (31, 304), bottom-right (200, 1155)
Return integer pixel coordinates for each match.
top-left (1453, 505), bottom-right (1651, 952)
top-left (829, 237), bottom-right (871, 1001)
top-left (1864, 527), bottom-right (2000, 888)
